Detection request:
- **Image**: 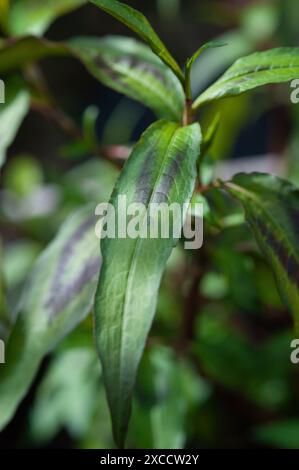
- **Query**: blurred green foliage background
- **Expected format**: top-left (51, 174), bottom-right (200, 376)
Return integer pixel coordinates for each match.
top-left (1, 0), bottom-right (299, 449)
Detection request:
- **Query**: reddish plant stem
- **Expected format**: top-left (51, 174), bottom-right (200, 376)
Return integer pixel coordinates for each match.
top-left (183, 99), bottom-right (195, 126)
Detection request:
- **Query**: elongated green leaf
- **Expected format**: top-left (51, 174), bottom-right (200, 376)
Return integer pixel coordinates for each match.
top-left (95, 120), bottom-right (201, 447)
top-left (0, 37), bottom-right (68, 74)
top-left (0, 206), bottom-right (101, 431)
top-left (224, 173), bottom-right (299, 332)
top-left (69, 36), bottom-right (184, 120)
top-left (201, 113), bottom-right (220, 157)
top-left (0, 89), bottom-right (30, 169)
top-left (9, 0), bottom-right (87, 36)
top-left (193, 47), bottom-right (299, 109)
top-left (0, 36), bottom-right (184, 120)
top-left (89, 0), bottom-right (184, 84)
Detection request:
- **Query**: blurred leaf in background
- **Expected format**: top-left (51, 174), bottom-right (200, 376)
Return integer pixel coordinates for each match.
top-left (130, 346), bottom-right (210, 449)
top-left (8, 0), bottom-right (87, 36)
top-left (0, 85), bottom-right (29, 169)
top-left (30, 346), bottom-right (101, 443)
top-left (254, 420), bottom-right (299, 449)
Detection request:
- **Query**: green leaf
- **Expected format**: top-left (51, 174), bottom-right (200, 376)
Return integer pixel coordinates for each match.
top-left (0, 37), bottom-right (68, 74)
top-left (30, 346), bottom-right (100, 442)
top-left (0, 89), bottom-right (30, 169)
top-left (201, 113), bottom-right (220, 157)
top-left (95, 120), bottom-right (201, 447)
top-left (0, 36), bottom-right (184, 120)
top-left (0, 206), bottom-right (101, 430)
top-left (224, 173), bottom-right (299, 332)
top-left (255, 420), bottom-right (299, 449)
top-left (89, 0), bottom-right (184, 84)
top-left (69, 36), bottom-right (184, 120)
top-left (185, 41), bottom-right (226, 99)
top-left (193, 47), bottom-right (299, 109)
top-left (186, 41), bottom-right (227, 73)
top-left (9, 0), bottom-right (87, 36)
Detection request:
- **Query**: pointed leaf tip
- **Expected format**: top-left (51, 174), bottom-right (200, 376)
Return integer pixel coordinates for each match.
top-left (89, 0), bottom-right (184, 84)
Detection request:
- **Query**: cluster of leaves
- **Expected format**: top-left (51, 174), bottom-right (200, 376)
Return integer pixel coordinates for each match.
top-left (1, 0), bottom-right (299, 449)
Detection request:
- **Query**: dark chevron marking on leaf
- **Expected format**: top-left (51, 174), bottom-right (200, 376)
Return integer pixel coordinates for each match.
top-left (0, 35), bottom-right (183, 120)
top-left (44, 216), bottom-right (100, 319)
top-left (193, 47), bottom-right (299, 109)
top-left (134, 149), bottom-right (156, 204)
top-left (224, 172), bottom-right (299, 331)
top-left (152, 152), bottom-right (185, 204)
top-left (45, 258), bottom-right (100, 320)
top-left (251, 215), bottom-right (299, 288)
top-left (92, 44), bottom-right (167, 85)
top-left (116, 55), bottom-right (167, 83)
top-left (68, 36), bottom-right (184, 120)
top-left (94, 120), bottom-right (201, 447)
top-left (94, 53), bottom-right (166, 86)
top-left (285, 204), bottom-right (299, 235)
top-left (135, 63), bottom-right (166, 83)
top-left (0, 206), bottom-right (102, 431)
top-left (57, 216), bottom-right (95, 265)
top-left (134, 149), bottom-right (184, 205)
top-left (94, 55), bottom-right (120, 82)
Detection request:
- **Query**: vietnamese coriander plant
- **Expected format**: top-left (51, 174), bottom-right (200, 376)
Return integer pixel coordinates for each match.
top-left (1, 0), bottom-right (299, 449)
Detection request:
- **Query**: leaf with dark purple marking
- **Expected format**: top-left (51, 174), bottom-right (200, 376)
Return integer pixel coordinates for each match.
top-left (224, 173), bottom-right (299, 332)
top-left (0, 35), bottom-right (184, 121)
top-left (89, 0), bottom-right (184, 84)
top-left (68, 36), bottom-right (184, 120)
top-left (94, 120), bottom-right (201, 447)
top-left (193, 48), bottom-right (299, 109)
top-left (0, 206), bottom-right (101, 431)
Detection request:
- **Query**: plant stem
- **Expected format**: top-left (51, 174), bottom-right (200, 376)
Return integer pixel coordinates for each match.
top-left (184, 64), bottom-right (192, 102)
top-left (196, 179), bottom-right (222, 194)
top-left (183, 99), bottom-right (194, 126)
